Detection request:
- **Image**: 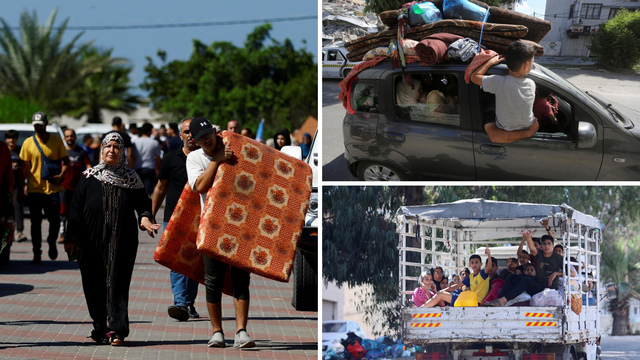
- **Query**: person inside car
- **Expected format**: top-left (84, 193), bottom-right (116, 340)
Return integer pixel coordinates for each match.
top-left (470, 40), bottom-right (540, 144)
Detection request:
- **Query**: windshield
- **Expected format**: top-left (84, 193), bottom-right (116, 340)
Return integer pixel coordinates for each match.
top-left (0, 130), bottom-right (58, 147)
top-left (535, 65), bottom-right (608, 113)
top-left (322, 322), bottom-right (348, 332)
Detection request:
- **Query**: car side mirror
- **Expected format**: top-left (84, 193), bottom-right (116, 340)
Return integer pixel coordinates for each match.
top-left (280, 145), bottom-right (302, 160)
top-left (577, 121), bottom-right (597, 149)
top-left (605, 282), bottom-right (617, 300)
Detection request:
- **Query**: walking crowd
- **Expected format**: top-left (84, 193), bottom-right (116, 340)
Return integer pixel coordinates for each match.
top-left (0, 111), bottom-right (315, 349)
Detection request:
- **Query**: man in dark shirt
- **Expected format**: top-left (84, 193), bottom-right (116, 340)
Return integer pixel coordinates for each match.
top-left (4, 131), bottom-right (26, 242)
top-left (151, 118), bottom-right (200, 321)
top-left (58, 129), bottom-right (91, 243)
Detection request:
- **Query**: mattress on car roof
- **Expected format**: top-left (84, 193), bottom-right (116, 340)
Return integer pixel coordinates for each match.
top-left (154, 184), bottom-right (233, 296)
top-left (196, 131), bottom-right (313, 282)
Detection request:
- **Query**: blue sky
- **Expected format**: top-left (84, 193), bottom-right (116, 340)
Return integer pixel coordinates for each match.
top-left (515, 0), bottom-right (548, 18)
top-left (0, 1), bottom-right (318, 95)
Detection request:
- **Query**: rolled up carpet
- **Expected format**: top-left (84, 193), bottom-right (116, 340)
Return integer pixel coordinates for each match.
top-left (345, 19), bottom-right (527, 53)
top-left (464, 48), bottom-right (499, 84)
top-left (415, 33), bottom-right (463, 64)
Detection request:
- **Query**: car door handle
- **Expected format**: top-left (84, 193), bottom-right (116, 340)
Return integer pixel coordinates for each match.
top-left (480, 144), bottom-right (509, 160)
top-left (384, 132), bottom-right (406, 144)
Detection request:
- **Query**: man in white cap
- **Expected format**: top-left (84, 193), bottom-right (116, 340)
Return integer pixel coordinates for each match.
top-left (19, 112), bottom-right (69, 264)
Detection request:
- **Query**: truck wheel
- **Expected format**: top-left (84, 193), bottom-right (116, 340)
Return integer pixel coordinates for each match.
top-left (292, 250), bottom-right (317, 311)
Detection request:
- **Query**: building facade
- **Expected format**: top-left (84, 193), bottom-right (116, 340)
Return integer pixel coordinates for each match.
top-left (542, 0), bottom-right (640, 56)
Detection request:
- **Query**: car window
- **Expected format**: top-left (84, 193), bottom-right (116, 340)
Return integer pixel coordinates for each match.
top-left (322, 322), bottom-right (348, 332)
top-left (328, 50), bottom-right (337, 61)
top-left (350, 79), bottom-right (378, 113)
top-left (394, 72), bottom-right (461, 127)
top-left (478, 80), bottom-right (574, 140)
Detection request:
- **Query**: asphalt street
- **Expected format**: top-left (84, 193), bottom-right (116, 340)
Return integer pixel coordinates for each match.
top-left (0, 206), bottom-right (318, 360)
top-left (322, 67), bottom-right (640, 181)
top-left (600, 336), bottom-right (640, 359)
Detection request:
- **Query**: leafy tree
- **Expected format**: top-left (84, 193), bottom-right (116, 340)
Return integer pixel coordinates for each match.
top-left (590, 9), bottom-right (640, 68)
top-left (323, 186), bottom-right (640, 336)
top-left (57, 47), bottom-right (144, 123)
top-left (0, 9), bottom-right (120, 115)
top-left (0, 95), bottom-right (43, 123)
top-left (140, 24), bottom-right (317, 139)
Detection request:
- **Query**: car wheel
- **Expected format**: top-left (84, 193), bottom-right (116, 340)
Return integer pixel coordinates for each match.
top-left (357, 162), bottom-right (406, 181)
top-left (291, 249), bottom-right (317, 311)
top-left (343, 69), bottom-right (351, 78)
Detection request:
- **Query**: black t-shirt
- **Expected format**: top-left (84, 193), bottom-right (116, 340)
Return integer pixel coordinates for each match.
top-left (157, 146), bottom-right (188, 223)
top-left (10, 145), bottom-right (22, 187)
top-left (534, 251), bottom-right (563, 289)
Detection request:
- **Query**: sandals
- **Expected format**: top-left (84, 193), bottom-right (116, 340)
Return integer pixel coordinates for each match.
top-left (106, 331), bottom-right (125, 346)
top-left (88, 330), bottom-right (109, 345)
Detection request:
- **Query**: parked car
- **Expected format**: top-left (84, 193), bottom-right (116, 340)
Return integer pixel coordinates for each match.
top-left (281, 130), bottom-right (318, 311)
top-left (322, 320), bottom-right (366, 355)
top-left (322, 46), bottom-right (361, 79)
top-left (74, 124), bottom-right (114, 146)
top-left (0, 123), bottom-right (65, 146)
top-left (342, 61), bottom-right (640, 180)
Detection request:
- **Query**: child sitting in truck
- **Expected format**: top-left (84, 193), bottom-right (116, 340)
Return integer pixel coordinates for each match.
top-left (470, 40), bottom-right (539, 144)
top-left (421, 249), bottom-right (492, 307)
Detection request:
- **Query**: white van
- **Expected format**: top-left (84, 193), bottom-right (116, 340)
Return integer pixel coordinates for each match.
top-left (322, 46), bottom-right (361, 79)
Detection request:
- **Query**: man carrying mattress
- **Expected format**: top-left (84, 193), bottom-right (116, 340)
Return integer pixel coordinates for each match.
top-left (152, 118), bottom-right (201, 322)
top-left (185, 118), bottom-right (256, 349)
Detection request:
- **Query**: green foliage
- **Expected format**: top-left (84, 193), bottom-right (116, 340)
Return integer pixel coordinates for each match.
top-left (323, 186), bottom-right (640, 336)
top-left (0, 9), bottom-right (121, 115)
top-left (57, 47), bottom-right (145, 123)
top-left (590, 9), bottom-right (640, 68)
top-left (140, 23), bottom-right (317, 139)
top-left (0, 95), bottom-right (43, 123)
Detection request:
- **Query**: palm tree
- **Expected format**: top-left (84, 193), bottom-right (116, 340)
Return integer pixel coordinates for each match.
top-left (601, 228), bottom-right (640, 335)
top-left (0, 8), bottom-right (123, 114)
top-left (58, 48), bottom-right (146, 123)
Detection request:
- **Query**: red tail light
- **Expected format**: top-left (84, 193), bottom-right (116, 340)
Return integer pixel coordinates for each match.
top-left (415, 353), bottom-right (447, 360)
top-left (523, 354), bottom-right (555, 360)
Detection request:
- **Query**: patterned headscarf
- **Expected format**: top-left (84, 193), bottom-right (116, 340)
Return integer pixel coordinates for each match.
top-left (82, 132), bottom-right (144, 189)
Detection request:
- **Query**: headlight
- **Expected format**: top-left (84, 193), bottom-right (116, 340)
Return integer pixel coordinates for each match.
top-left (307, 192), bottom-right (318, 217)
top-left (331, 338), bottom-right (340, 345)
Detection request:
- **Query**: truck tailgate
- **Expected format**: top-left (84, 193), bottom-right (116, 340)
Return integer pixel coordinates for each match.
top-left (403, 307), bottom-right (564, 344)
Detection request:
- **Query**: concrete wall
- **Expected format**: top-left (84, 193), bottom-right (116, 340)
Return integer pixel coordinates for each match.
top-left (543, 0), bottom-right (640, 56)
top-left (323, 281), bottom-right (345, 321)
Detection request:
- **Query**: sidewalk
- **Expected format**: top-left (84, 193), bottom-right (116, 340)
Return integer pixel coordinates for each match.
top-left (535, 55), bottom-right (596, 68)
top-left (0, 210), bottom-right (318, 359)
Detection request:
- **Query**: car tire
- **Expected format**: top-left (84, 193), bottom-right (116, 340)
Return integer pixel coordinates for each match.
top-left (291, 249), bottom-right (317, 311)
top-left (343, 69), bottom-right (351, 78)
top-left (357, 162), bottom-right (407, 181)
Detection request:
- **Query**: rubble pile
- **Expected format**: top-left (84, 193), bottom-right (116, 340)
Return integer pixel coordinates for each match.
top-left (323, 0), bottom-right (381, 46)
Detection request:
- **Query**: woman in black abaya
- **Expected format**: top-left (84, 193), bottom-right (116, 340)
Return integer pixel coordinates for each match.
top-left (64, 133), bottom-right (160, 345)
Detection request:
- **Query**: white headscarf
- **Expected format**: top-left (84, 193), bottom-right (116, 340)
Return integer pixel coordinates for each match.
top-left (82, 132), bottom-right (144, 189)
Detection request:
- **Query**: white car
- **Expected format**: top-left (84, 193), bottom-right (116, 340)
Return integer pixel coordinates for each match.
top-left (281, 130), bottom-right (318, 311)
top-left (74, 124), bottom-right (114, 146)
top-left (0, 123), bottom-right (65, 146)
top-left (322, 47), bottom-right (361, 79)
top-left (322, 320), bottom-right (367, 355)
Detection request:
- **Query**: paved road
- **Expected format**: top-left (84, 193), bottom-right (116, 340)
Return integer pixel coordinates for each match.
top-left (600, 335), bottom-right (640, 359)
top-left (0, 207), bottom-right (318, 360)
top-left (322, 68), bottom-right (640, 181)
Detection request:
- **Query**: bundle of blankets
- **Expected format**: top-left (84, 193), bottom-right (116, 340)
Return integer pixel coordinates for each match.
top-left (345, 0), bottom-right (551, 63)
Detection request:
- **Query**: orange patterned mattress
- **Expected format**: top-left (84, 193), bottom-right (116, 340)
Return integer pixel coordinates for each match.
top-left (154, 184), bottom-right (233, 296)
top-left (196, 131), bottom-right (313, 282)
top-left (154, 184), bottom-right (206, 284)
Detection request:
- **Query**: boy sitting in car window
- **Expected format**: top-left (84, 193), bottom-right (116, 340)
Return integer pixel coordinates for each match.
top-left (470, 40), bottom-right (540, 143)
